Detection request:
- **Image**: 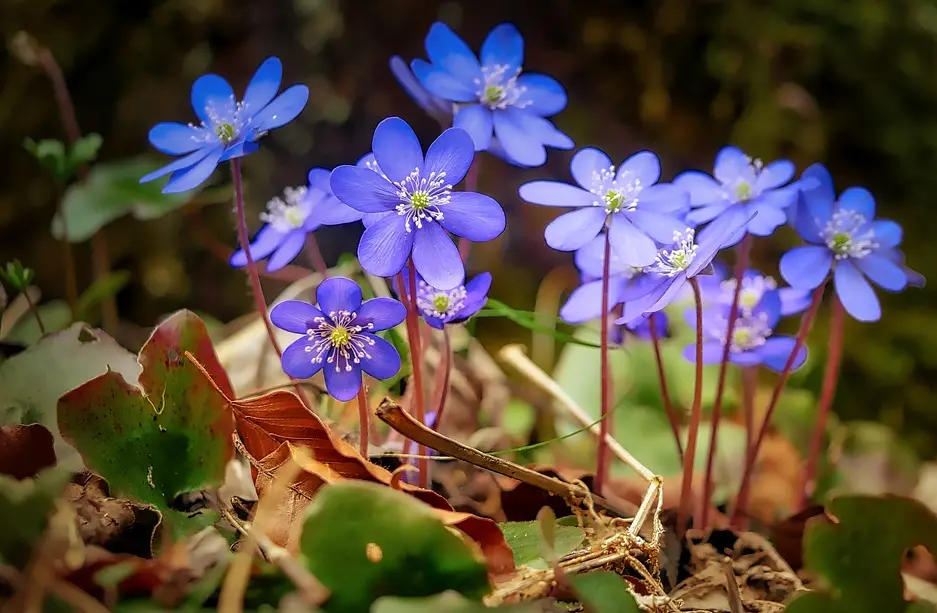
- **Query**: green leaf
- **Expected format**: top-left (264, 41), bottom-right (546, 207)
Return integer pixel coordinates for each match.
top-left (0, 468), bottom-right (72, 568)
top-left (24, 138), bottom-right (68, 181)
top-left (568, 571), bottom-right (641, 612)
top-left (479, 299), bottom-right (602, 348)
top-left (499, 520), bottom-right (584, 570)
top-left (57, 311), bottom-right (235, 537)
top-left (786, 495), bottom-right (937, 613)
top-left (300, 481), bottom-right (490, 613)
top-left (4, 300), bottom-right (72, 346)
top-left (52, 157), bottom-right (199, 243)
top-left (69, 133), bottom-right (103, 168)
top-left (373, 591), bottom-right (557, 612)
top-left (0, 322), bottom-right (140, 471)
top-left (0, 260), bottom-right (35, 291)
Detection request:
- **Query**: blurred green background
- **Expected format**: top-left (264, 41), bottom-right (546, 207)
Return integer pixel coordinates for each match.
top-left (1, 0), bottom-right (934, 458)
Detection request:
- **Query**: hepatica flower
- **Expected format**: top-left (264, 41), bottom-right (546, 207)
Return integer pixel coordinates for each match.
top-left (230, 168), bottom-right (364, 272)
top-left (675, 146), bottom-right (798, 242)
top-left (519, 147), bottom-right (688, 267)
top-left (399, 268), bottom-right (492, 329)
top-left (410, 22), bottom-right (572, 167)
top-left (271, 277), bottom-right (406, 402)
top-left (389, 56), bottom-right (451, 125)
top-left (330, 117), bottom-right (505, 290)
top-left (780, 164), bottom-right (911, 322)
top-left (141, 57), bottom-right (309, 194)
top-left (696, 265), bottom-right (812, 317)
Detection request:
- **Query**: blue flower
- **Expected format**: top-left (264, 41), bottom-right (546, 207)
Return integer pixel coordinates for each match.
top-left (230, 167), bottom-right (365, 272)
top-left (780, 164), bottom-right (912, 322)
top-left (271, 277), bottom-right (406, 402)
top-left (616, 215), bottom-right (752, 325)
top-left (330, 117), bottom-right (505, 290)
top-left (399, 268), bottom-right (492, 329)
top-left (681, 287), bottom-right (808, 373)
top-left (675, 146), bottom-right (799, 243)
top-left (389, 56), bottom-right (451, 125)
top-left (695, 264), bottom-right (813, 317)
top-left (519, 148), bottom-right (689, 267)
top-left (410, 22), bottom-right (573, 167)
top-left (141, 57), bottom-right (309, 194)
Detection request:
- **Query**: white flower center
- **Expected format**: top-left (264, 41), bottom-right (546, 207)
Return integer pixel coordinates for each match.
top-left (719, 275), bottom-right (777, 312)
top-left (474, 64), bottom-right (529, 110)
top-left (190, 95), bottom-right (251, 144)
top-left (260, 186), bottom-right (312, 233)
top-left (416, 281), bottom-right (467, 319)
top-left (304, 310), bottom-right (376, 372)
top-left (589, 166), bottom-right (643, 214)
top-left (393, 167), bottom-right (451, 232)
top-left (650, 229), bottom-right (698, 277)
top-left (821, 209), bottom-right (878, 260)
top-left (711, 311), bottom-right (773, 353)
top-left (724, 156), bottom-right (764, 204)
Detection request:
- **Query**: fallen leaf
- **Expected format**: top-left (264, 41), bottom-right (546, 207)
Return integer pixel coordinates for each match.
top-left (0, 467), bottom-right (72, 567)
top-left (0, 423), bottom-right (56, 479)
top-left (568, 571), bottom-right (642, 612)
top-left (499, 520), bottom-right (584, 569)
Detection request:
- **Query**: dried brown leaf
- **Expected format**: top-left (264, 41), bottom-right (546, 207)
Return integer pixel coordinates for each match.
top-left (0, 423), bottom-right (56, 479)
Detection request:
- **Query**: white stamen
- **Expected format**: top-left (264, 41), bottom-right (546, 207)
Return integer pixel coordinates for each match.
top-left (719, 275), bottom-right (777, 311)
top-left (821, 209), bottom-right (878, 260)
top-left (304, 310), bottom-right (376, 372)
top-left (189, 95), bottom-right (251, 144)
top-left (588, 165), bottom-right (642, 214)
top-left (393, 167), bottom-right (451, 232)
top-left (650, 229), bottom-right (698, 277)
top-left (724, 155), bottom-right (765, 203)
top-left (474, 64), bottom-right (529, 110)
top-left (416, 281), bottom-right (467, 319)
top-left (260, 186), bottom-right (312, 233)
top-left (710, 311), bottom-right (773, 353)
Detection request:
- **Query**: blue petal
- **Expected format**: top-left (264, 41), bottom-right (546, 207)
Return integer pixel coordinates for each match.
top-left (573, 235), bottom-right (607, 279)
top-left (728, 351), bottom-right (765, 368)
top-left (271, 300), bottom-right (324, 333)
top-left (317, 276), bottom-right (363, 314)
top-left (481, 23), bottom-right (524, 71)
top-left (757, 337), bottom-right (808, 373)
top-left (251, 84), bottom-right (309, 132)
top-left (162, 145), bottom-right (225, 193)
top-left (854, 253), bottom-right (907, 291)
top-left (458, 272), bottom-right (493, 320)
top-left (519, 181), bottom-right (594, 208)
top-left (685, 202), bottom-right (730, 226)
top-left (753, 288), bottom-right (783, 327)
top-left (545, 207), bottom-right (607, 252)
top-left (779, 287), bottom-right (813, 316)
top-left (190, 74), bottom-right (235, 123)
top-left (837, 187), bottom-right (876, 220)
top-left (358, 214), bottom-right (413, 278)
top-left (282, 338), bottom-right (324, 380)
top-left (148, 122), bottom-right (203, 155)
top-left (626, 209), bottom-right (686, 243)
top-left (357, 297), bottom-right (407, 331)
top-left (621, 272), bottom-right (667, 302)
top-left (638, 184), bottom-right (690, 214)
top-left (713, 146), bottom-right (749, 185)
top-left (801, 163), bottom-right (836, 205)
top-left (423, 127), bottom-right (475, 185)
top-left (674, 171), bottom-right (724, 207)
top-left (791, 192), bottom-right (824, 244)
top-left (571, 147), bottom-right (613, 189)
top-left (873, 220), bottom-right (903, 249)
top-left (559, 279), bottom-right (621, 323)
top-left (681, 341), bottom-right (725, 365)
top-left (493, 109), bottom-right (546, 167)
top-left (453, 105), bottom-right (493, 151)
top-left (244, 57), bottom-right (282, 114)
top-left (755, 160), bottom-right (794, 190)
top-left (439, 192), bottom-right (505, 241)
top-left (139, 147), bottom-right (215, 184)
top-left (412, 223), bottom-right (464, 290)
top-left (411, 59), bottom-right (477, 102)
top-left (311, 195), bottom-right (365, 225)
top-left (618, 150), bottom-right (661, 186)
top-left (307, 167), bottom-right (331, 191)
top-left (373, 117), bottom-right (424, 183)
top-left (217, 139), bottom-right (260, 162)
top-left (834, 260), bottom-right (880, 322)
top-left (646, 275), bottom-right (689, 312)
top-left (687, 212), bottom-right (750, 277)
top-left (425, 22), bottom-right (482, 83)
top-left (362, 212), bottom-right (388, 228)
top-left (779, 245), bottom-right (832, 290)
top-left (360, 334), bottom-right (402, 380)
top-left (230, 225), bottom-right (285, 267)
top-left (390, 55), bottom-right (451, 119)
top-left (608, 215), bottom-right (657, 267)
top-left (616, 276), bottom-right (671, 324)
top-left (266, 231), bottom-right (305, 271)
top-left (329, 165), bottom-right (400, 213)
top-left (517, 73), bottom-right (567, 116)
top-left (746, 202), bottom-right (787, 236)
top-left (324, 364), bottom-right (362, 402)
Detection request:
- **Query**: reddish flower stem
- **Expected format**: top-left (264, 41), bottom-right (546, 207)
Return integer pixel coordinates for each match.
top-left (595, 231), bottom-right (613, 495)
top-left (357, 384), bottom-right (370, 457)
top-left (23, 290), bottom-right (46, 335)
top-left (648, 313), bottom-right (683, 462)
top-left (305, 234), bottom-right (329, 277)
top-left (677, 277), bottom-right (706, 537)
top-left (400, 261), bottom-right (429, 487)
top-left (741, 367), bottom-right (757, 454)
top-left (797, 294), bottom-right (845, 509)
top-left (457, 157), bottom-right (481, 262)
top-left (701, 234), bottom-right (752, 528)
top-left (730, 283), bottom-right (825, 529)
top-left (429, 327), bottom-right (453, 431)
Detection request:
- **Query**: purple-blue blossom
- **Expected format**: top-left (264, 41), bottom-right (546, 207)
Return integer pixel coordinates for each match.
top-left (398, 268), bottom-right (492, 329)
top-left (230, 167), bottom-right (364, 272)
top-left (409, 22), bottom-right (572, 167)
top-left (271, 277), bottom-right (406, 402)
top-left (675, 146), bottom-right (799, 243)
top-left (780, 164), bottom-right (914, 322)
top-left (141, 57), bottom-right (309, 194)
top-left (519, 147), bottom-right (689, 267)
top-left (695, 264), bottom-right (813, 317)
top-left (329, 117), bottom-right (505, 290)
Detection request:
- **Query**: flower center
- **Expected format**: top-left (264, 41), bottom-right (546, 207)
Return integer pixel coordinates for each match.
top-left (191, 96), bottom-right (250, 144)
top-left (728, 312), bottom-right (773, 352)
top-left (650, 229), bottom-right (698, 277)
top-left (394, 167), bottom-right (451, 232)
top-left (474, 64), bottom-right (529, 110)
top-left (305, 310), bottom-right (376, 372)
top-left (588, 166), bottom-right (642, 214)
top-left (260, 186), bottom-right (312, 233)
top-left (725, 156), bottom-right (764, 204)
top-left (735, 181), bottom-right (753, 202)
top-left (719, 275), bottom-right (777, 311)
top-left (821, 209), bottom-right (878, 260)
top-left (416, 281), bottom-right (467, 320)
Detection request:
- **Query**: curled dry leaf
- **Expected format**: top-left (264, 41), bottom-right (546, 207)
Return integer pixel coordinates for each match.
top-left (0, 423), bottom-right (56, 479)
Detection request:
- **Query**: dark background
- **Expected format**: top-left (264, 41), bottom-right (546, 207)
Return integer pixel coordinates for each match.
top-left (2, 0), bottom-right (935, 455)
